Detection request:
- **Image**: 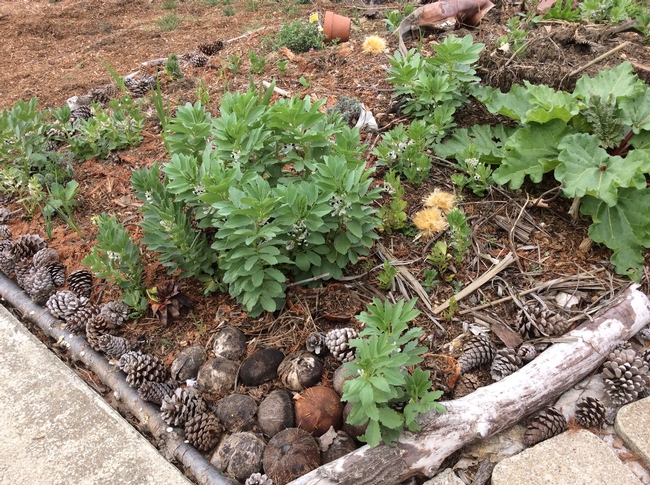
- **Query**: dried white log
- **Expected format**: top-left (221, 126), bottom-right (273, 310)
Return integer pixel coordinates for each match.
top-left (289, 285), bottom-right (650, 485)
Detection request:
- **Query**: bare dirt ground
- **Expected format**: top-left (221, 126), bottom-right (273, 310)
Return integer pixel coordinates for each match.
top-left (1, 0), bottom-right (650, 483)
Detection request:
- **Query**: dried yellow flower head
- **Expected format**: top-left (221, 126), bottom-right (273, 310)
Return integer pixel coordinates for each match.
top-left (413, 207), bottom-right (447, 238)
top-left (362, 35), bottom-right (387, 55)
top-left (423, 189), bottom-right (457, 213)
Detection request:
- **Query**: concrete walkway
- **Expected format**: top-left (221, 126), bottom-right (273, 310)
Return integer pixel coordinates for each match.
top-left (0, 304), bottom-right (192, 485)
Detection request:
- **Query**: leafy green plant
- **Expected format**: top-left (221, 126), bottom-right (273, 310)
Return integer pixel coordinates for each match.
top-left (82, 214), bottom-right (147, 316)
top-left (440, 62), bottom-right (650, 279)
top-left (277, 60), bottom-right (289, 76)
top-left (379, 171), bottom-right (407, 233)
top-left (68, 96), bottom-right (145, 161)
top-left (383, 6), bottom-right (415, 33)
top-left (152, 77), bottom-right (169, 131)
top-left (165, 54), bottom-right (184, 80)
top-left (427, 240), bottom-right (452, 277)
top-left (248, 50), bottom-right (266, 74)
top-left (451, 148), bottom-right (495, 196)
top-left (161, 0), bottom-right (178, 9)
top-left (195, 80), bottom-right (210, 105)
top-left (227, 54), bottom-right (242, 73)
top-left (328, 95), bottom-right (361, 125)
top-left (43, 180), bottom-right (83, 238)
top-left (447, 208), bottom-right (472, 264)
top-left (543, 0), bottom-right (580, 21)
top-left (421, 268), bottom-right (439, 292)
top-left (298, 75), bottom-right (312, 88)
top-left (131, 162), bottom-right (219, 287)
top-left (275, 21), bottom-right (324, 53)
top-left (372, 120), bottom-right (434, 185)
top-left (387, 35), bottom-right (483, 138)
top-left (579, 0), bottom-right (646, 24)
top-left (376, 261), bottom-right (397, 290)
top-left (156, 13), bottom-right (182, 31)
top-left (137, 85), bottom-right (382, 316)
top-left (99, 59), bottom-right (127, 93)
top-left (246, 0), bottom-right (257, 10)
top-left (342, 298), bottom-right (446, 447)
top-left (497, 17), bottom-right (528, 56)
top-left (222, 6), bottom-right (236, 16)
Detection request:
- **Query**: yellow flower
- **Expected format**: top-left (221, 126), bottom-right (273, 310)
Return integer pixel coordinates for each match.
top-left (413, 207), bottom-right (447, 238)
top-left (362, 35), bottom-right (387, 55)
top-left (423, 189), bottom-right (457, 213)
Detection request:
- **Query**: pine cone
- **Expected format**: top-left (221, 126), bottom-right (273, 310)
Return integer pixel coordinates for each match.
top-left (125, 75), bottom-right (154, 98)
top-left (197, 40), bottom-right (223, 56)
top-left (0, 240), bottom-right (15, 276)
top-left (65, 304), bottom-right (101, 333)
top-left (68, 269), bottom-right (93, 298)
top-left (0, 224), bottom-right (11, 240)
top-left (160, 387), bottom-right (206, 427)
top-left (490, 348), bottom-right (523, 381)
top-left (97, 334), bottom-right (132, 358)
top-left (26, 262), bottom-right (66, 305)
top-left (71, 105), bottom-right (93, 122)
top-left (88, 84), bottom-right (120, 105)
top-left (245, 473), bottom-right (274, 485)
top-left (458, 335), bottom-right (496, 374)
top-left (453, 373), bottom-right (481, 399)
top-left (11, 234), bottom-right (46, 262)
top-left (324, 327), bottom-right (358, 363)
top-left (46, 290), bottom-right (90, 320)
top-left (184, 412), bottom-right (222, 451)
top-left (100, 300), bottom-right (129, 326)
top-left (575, 396), bottom-right (606, 429)
top-left (86, 313), bottom-right (115, 351)
top-left (517, 342), bottom-right (537, 362)
top-left (119, 351), bottom-right (169, 388)
top-left (138, 380), bottom-right (180, 405)
top-left (602, 348), bottom-right (649, 405)
top-left (305, 331), bottom-right (328, 356)
top-left (187, 52), bottom-right (209, 67)
top-left (523, 406), bottom-right (567, 446)
top-left (32, 247), bottom-right (60, 268)
top-left (637, 327), bottom-right (650, 343)
top-left (514, 303), bottom-right (563, 339)
top-left (15, 260), bottom-right (35, 290)
top-left (0, 207), bottom-right (14, 224)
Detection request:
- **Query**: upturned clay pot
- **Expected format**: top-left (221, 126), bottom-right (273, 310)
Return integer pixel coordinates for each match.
top-left (323, 11), bottom-right (351, 44)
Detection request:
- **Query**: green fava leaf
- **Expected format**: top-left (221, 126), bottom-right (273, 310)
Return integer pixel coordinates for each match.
top-left (581, 188), bottom-right (650, 279)
top-left (556, 134), bottom-right (647, 206)
top-left (494, 120), bottom-right (574, 189)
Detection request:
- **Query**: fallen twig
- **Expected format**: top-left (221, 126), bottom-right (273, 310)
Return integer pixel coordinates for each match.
top-left (433, 252), bottom-right (516, 314)
top-left (569, 41), bottom-right (629, 77)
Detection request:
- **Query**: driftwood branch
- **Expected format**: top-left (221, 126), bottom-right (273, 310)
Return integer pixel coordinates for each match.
top-left (0, 273), bottom-right (238, 485)
top-left (289, 285), bottom-right (650, 485)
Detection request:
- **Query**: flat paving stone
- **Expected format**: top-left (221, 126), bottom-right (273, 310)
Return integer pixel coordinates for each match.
top-left (616, 397), bottom-right (650, 468)
top-left (0, 304), bottom-right (192, 485)
top-left (491, 429), bottom-right (642, 485)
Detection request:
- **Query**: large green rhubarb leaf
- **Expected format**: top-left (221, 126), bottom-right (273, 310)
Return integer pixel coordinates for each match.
top-left (619, 85), bottom-right (650, 134)
top-left (471, 83), bottom-right (579, 124)
top-left (493, 120), bottom-right (574, 188)
top-left (434, 124), bottom-right (513, 163)
top-left (581, 188), bottom-right (650, 280)
top-left (573, 62), bottom-right (646, 105)
top-left (556, 134), bottom-right (650, 206)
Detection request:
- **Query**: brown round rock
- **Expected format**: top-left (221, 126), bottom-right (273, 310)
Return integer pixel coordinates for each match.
top-left (170, 346), bottom-right (206, 381)
top-left (197, 356), bottom-right (239, 393)
top-left (321, 430), bottom-right (357, 463)
top-left (332, 364), bottom-right (355, 396)
top-left (213, 325), bottom-right (247, 361)
top-left (258, 389), bottom-right (294, 438)
top-left (216, 394), bottom-right (258, 432)
top-left (239, 348), bottom-right (284, 386)
top-left (211, 431), bottom-right (266, 481)
top-left (342, 401), bottom-right (368, 441)
top-left (262, 428), bottom-right (320, 485)
top-left (277, 351), bottom-right (323, 392)
top-left (294, 386), bottom-right (344, 437)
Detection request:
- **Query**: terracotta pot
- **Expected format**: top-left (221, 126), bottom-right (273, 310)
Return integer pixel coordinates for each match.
top-left (323, 11), bottom-right (351, 43)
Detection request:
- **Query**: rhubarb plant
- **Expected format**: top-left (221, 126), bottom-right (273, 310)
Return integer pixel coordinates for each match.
top-left (438, 62), bottom-right (650, 279)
